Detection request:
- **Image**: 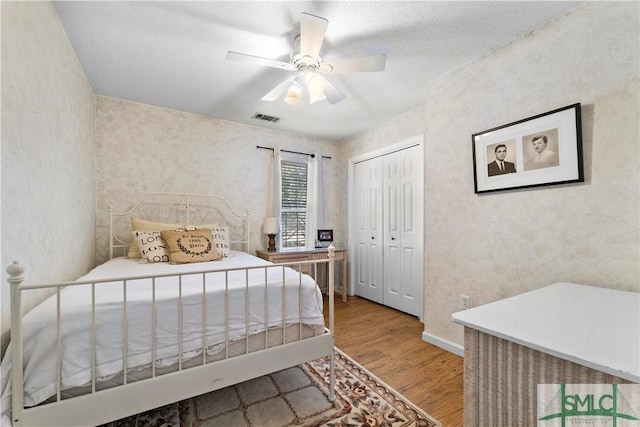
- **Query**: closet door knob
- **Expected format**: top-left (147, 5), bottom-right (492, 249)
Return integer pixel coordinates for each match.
top-left (371, 236), bottom-right (375, 240)
top-left (391, 237), bottom-right (396, 240)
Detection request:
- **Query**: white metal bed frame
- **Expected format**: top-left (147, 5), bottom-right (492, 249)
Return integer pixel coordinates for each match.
top-left (6, 193), bottom-right (336, 426)
top-left (108, 193), bottom-right (252, 259)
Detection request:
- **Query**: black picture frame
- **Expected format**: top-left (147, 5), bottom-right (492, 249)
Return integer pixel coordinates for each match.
top-left (317, 229), bottom-right (333, 242)
top-left (472, 103), bottom-right (583, 194)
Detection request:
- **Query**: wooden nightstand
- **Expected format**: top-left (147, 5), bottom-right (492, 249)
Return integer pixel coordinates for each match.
top-left (255, 247), bottom-right (348, 302)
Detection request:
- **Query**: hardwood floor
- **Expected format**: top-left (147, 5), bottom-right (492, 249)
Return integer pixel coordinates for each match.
top-left (325, 295), bottom-right (464, 427)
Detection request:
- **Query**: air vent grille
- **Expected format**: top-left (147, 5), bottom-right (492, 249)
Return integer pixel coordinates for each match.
top-left (252, 113), bottom-right (281, 123)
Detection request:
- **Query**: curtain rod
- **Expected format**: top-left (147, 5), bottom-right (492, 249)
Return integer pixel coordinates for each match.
top-left (256, 145), bottom-right (331, 159)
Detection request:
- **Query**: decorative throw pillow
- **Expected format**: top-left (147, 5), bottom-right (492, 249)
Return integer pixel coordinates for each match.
top-left (184, 223), bottom-right (219, 231)
top-left (209, 225), bottom-right (231, 257)
top-left (132, 231), bottom-right (170, 263)
top-left (127, 218), bottom-right (186, 258)
top-left (160, 229), bottom-right (221, 264)
top-left (184, 223), bottom-right (231, 257)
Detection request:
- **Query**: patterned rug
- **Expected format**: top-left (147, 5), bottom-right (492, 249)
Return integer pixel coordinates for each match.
top-left (104, 348), bottom-right (441, 427)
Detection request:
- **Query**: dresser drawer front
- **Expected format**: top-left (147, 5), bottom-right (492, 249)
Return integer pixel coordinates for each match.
top-left (270, 255), bottom-right (311, 274)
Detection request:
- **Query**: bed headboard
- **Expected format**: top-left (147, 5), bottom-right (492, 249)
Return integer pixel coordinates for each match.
top-left (109, 193), bottom-right (250, 259)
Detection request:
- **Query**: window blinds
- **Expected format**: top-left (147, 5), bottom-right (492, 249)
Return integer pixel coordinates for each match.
top-left (280, 160), bottom-right (308, 248)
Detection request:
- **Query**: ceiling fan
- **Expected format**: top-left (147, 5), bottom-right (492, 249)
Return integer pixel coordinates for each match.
top-left (225, 12), bottom-right (386, 107)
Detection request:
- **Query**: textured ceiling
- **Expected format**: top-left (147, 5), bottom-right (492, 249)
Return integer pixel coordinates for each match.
top-left (54, 1), bottom-right (580, 141)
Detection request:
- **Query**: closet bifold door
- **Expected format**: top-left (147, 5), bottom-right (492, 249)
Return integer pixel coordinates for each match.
top-left (354, 157), bottom-right (384, 304)
top-left (353, 142), bottom-right (423, 317)
top-left (382, 146), bottom-right (423, 317)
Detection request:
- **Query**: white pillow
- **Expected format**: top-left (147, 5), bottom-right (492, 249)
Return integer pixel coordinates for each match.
top-left (209, 225), bottom-right (230, 257)
top-left (132, 231), bottom-right (170, 263)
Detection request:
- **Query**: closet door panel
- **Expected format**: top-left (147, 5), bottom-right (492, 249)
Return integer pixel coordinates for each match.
top-left (383, 150), bottom-right (403, 310)
top-left (354, 158), bottom-right (383, 303)
top-left (398, 146), bottom-right (423, 316)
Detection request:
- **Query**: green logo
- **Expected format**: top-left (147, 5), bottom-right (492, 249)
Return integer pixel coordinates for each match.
top-left (539, 384), bottom-right (640, 426)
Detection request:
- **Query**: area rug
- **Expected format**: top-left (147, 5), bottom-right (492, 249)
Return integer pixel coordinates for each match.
top-left (104, 348), bottom-right (441, 427)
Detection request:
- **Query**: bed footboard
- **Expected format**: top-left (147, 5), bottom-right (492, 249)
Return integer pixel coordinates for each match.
top-left (5, 248), bottom-right (337, 427)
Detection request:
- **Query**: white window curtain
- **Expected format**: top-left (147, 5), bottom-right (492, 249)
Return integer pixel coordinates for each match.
top-left (273, 148), bottom-right (283, 250)
top-left (306, 153), bottom-right (324, 247)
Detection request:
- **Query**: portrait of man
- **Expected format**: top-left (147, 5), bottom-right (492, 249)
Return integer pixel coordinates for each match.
top-left (487, 141), bottom-right (517, 177)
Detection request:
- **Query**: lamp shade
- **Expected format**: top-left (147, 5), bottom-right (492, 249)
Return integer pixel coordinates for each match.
top-left (262, 217), bottom-right (279, 234)
top-left (284, 83), bottom-right (302, 106)
top-left (306, 73), bottom-right (326, 97)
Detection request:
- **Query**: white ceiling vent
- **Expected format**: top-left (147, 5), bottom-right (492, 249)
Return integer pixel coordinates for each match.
top-left (252, 113), bottom-right (281, 123)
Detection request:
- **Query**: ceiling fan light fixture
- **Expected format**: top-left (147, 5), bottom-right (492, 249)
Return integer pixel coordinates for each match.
top-left (284, 83), bottom-right (302, 107)
top-left (226, 12), bottom-right (386, 108)
top-left (305, 72), bottom-right (326, 97)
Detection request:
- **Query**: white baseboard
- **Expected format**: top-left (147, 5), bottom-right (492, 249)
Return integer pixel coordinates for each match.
top-left (422, 332), bottom-right (464, 357)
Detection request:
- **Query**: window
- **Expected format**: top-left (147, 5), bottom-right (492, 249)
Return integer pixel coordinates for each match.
top-left (273, 149), bottom-right (322, 250)
top-left (280, 159), bottom-right (308, 248)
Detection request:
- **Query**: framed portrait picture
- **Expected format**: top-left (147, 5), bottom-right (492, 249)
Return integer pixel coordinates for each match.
top-left (317, 229), bottom-right (333, 242)
top-left (472, 103), bottom-right (583, 194)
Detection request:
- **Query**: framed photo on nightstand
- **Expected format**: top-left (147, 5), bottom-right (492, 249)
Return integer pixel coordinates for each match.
top-left (317, 229), bottom-right (333, 246)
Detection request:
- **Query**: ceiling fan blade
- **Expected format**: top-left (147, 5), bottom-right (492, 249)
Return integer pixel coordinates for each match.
top-left (320, 54), bottom-right (386, 74)
top-left (309, 92), bottom-right (327, 104)
top-left (261, 76), bottom-right (296, 101)
top-left (300, 12), bottom-right (328, 58)
top-left (322, 79), bottom-right (346, 104)
top-left (226, 51), bottom-right (295, 71)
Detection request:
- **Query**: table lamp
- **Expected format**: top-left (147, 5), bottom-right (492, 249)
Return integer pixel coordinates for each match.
top-left (262, 217), bottom-right (279, 252)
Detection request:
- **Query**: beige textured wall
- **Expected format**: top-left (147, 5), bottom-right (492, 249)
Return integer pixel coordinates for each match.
top-left (95, 96), bottom-right (343, 264)
top-left (340, 106), bottom-right (426, 159)
top-left (1, 2), bottom-right (96, 341)
top-left (344, 2), bottom-right (639, 348)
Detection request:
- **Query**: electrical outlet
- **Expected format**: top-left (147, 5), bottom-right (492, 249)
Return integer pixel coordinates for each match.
top-left (460, 295), bottom-right (471, 310)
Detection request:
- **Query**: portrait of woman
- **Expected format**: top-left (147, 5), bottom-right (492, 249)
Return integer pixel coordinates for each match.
top-left (523, 128), bottom-right (559, 170)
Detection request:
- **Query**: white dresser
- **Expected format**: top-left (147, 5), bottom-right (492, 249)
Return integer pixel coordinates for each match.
top-left (452, 282), bottom-right (639, 426)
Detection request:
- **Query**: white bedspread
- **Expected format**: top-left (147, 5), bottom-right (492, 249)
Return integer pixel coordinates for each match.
top-left (1, 251), bottom-right (324, 419)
